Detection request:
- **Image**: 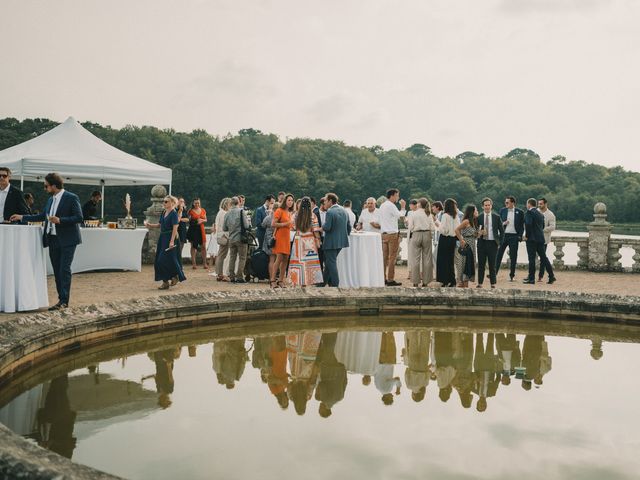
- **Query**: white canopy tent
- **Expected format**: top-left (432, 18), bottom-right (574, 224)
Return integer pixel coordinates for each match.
top-left (0, 116), bottom-right (172, 218)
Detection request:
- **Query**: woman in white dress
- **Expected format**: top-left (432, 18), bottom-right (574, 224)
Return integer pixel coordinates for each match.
top-left (214, 197), bottom-right (231, 281)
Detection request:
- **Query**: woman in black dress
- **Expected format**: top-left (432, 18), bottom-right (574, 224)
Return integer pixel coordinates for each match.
top-left (145, 196), bottom-right (186, 289)
top-left (436, 198), bottom-right (459, 287)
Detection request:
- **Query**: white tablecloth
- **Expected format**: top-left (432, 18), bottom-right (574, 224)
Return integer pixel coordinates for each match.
top-left (0, 225), bottom-right (49, 312)
top-left (336, 232), bottom-right (385, 288)
top-left (46, 228), bottom-right (148, 274)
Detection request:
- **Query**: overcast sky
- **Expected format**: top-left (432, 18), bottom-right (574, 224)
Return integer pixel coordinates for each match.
top-left (1, 0), bottom-right (638, 171)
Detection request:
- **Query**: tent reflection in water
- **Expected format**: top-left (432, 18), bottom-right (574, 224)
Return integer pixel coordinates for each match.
top-left (0, 116), bottom-right (172, 217)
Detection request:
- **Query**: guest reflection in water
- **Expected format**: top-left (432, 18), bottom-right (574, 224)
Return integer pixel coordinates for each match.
top-left (590, 338), bottom-right (604, 360)
top-left (315, 332), bottom-right (348, 417)
top-left (451, 332), bottom-right (474, 409)
top-left (433, 332), bottom-right (456, 403)
top-left (375, 332), bottom-right (402, 405)
top-left (473, 334), bottom-right (500, 412)
top-left (402, 330), bottom-right (431, 402)
top-left (521, 335), bottom-right (552, 390)
top-left (265, 336), bottom-right (290, 410)
top-left (287, 332), bottom-right (322, 415)
top-left (496, 333), bottom-right (521, 385)
top-left (35, 375), bottom-right (77, 458)
top-left (149, 348), bottom-right (181, 409)
top-left (213, 339), bottom-right (249, 390)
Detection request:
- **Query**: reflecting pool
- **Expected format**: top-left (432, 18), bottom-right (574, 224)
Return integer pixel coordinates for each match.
top-left (1, 316), bottom-right (640, 480)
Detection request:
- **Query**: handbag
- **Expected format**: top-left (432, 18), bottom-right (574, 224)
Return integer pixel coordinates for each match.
top-left (268, 237), bottom-right (276, 248)
top-left (217, 232), bottom-right (229, 246)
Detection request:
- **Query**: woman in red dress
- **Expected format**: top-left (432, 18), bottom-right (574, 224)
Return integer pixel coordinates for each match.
top-left (187, 198), bottom-right (208, 270)
top-left (271, 194), bottom-right (294, 288)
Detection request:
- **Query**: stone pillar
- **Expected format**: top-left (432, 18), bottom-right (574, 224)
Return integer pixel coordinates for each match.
top-left (142, 185), bottom-right (167, 264)
top-left (588, 202), bottom-right (612, 271)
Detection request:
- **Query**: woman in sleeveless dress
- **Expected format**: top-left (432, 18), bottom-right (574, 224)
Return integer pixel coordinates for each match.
top-left (187, 198), bottom-right (208, 270)
top-left (455, 204), bottom-right (479, 288)
top-left (287, 197), bottom-right (324, 287)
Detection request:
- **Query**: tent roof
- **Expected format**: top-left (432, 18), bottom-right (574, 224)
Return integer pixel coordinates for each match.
top-left (0, 117), bottom-right (171, 186)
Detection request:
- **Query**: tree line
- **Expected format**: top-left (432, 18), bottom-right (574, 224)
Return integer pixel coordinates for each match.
top-left (1, 117), bottom-right (639, 223)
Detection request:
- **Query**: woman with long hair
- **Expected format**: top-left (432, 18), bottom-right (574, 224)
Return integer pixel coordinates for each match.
top-left (271, 194), bottom-right (295, 288)
top-left (436, 198), bottom-right (459, 287)
top-left (455, 204), bottom-right (479, 288)
top-left (145, 195), bottom-right (186, 290)
top-left (187, 198), bottom-right (208, 270)
top-left (408, 197), bottom-right (437, 287)
top-left (288, 197), bottom-right (324, 287)
top-left (214, 197), bottom-right (231, 281)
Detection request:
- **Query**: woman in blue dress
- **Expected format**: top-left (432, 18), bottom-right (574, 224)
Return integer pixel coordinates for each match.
top-left (145, 195), bottom-right (186, 289)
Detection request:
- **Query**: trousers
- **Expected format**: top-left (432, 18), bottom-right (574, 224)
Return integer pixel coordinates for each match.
top-left (47, 235), bottom-right (77, 305)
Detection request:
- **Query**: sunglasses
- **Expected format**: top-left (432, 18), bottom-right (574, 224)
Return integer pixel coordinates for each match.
top-left (0, 174), bottom-right (8, 178)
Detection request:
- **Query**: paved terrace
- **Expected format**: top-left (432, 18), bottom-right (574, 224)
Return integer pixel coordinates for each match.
top-left (2, 265), bottom-right (638, 322)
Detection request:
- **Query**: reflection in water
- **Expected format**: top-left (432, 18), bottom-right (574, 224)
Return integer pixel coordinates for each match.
top-left (1, 322), bottom-right (637, 480)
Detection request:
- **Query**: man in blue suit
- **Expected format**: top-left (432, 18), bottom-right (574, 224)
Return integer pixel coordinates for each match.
top-left (321, 192), bottom-right (351, 287)
top-left (495, 195), bottom-right (524, 281)
top-left (254, 194), bottom-right (274, 250)
top-left (523, 198), bottom-right (556, 284)
top-left (12, 173), bottom-right (83, 310)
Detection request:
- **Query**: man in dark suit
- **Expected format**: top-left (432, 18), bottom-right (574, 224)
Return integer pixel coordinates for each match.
top-left (321, 192), bottom-right (351, 287)
top-left (12, 173), bottom-right (84, 310)
top-left (81, 190), bottom-right (102, 220)
top-left (315, 332), bottom-right (347, 418)
top-left (254, 194), bottom-right (274, 249)
top-left (495, 195), bottom-right (524, 281)
top-left (523, 198), bottom-right (556, 284)
top-left (476, 198), bottom-right (504, 288)
top-left (0, 166), bottom-right (29, 223)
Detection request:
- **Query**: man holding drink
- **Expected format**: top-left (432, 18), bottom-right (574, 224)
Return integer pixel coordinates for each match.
top-left (476, 198), bottom-right (504, 288)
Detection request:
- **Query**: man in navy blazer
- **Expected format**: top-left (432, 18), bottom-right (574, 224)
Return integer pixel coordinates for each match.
top-left (254, 194), bottom-right (274, 249)
top-left (0, 166), bottom-right (29, 222)
top-left (476, 198), bottom-right (505, 288)
top-left (321, 193), bottom-right (351, 287)
top-left (495, 195), bottom-right (524, 281)
top-left (523, 198), bottom-right (556, 284)
top-left (12, 173), bottom-right (83, 310)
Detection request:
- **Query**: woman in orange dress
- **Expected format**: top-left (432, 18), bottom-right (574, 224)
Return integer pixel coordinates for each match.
top-left (271, 194), bottom-right (294, 288)
top-left (187, 198), bottom-right (208, 270)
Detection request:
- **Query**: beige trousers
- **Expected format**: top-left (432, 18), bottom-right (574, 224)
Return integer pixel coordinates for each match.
top-left (382, 232), bottom-right (400, 281)
top-left (410, 231), bottom-right (433, 285)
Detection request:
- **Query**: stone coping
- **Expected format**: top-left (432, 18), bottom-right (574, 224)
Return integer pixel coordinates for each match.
top-left (1, 287), bottom-right (639, 480)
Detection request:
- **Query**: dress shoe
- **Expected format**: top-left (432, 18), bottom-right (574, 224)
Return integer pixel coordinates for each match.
top-left (522, 279), bottom-right (535, 284)
top-left (476, 284), bottom-right (483, 289)
top-left (538, 277), bottom-right (544, 282)
top-left (48, 303), bottom-right (68, 311)
top-left (509, 275), bottom-right (515, 282)
top-left (491, 285), bottom-right (496, 289)
top-left (234, 279), bottom-right (247, 284)
top-left (387, 280), bottom-right (402, 286)
top-left (547, 277), bottom-right (556, 284)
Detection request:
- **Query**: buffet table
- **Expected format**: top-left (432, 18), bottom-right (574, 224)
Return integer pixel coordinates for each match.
top-left (0, 225), bottom-right (49, 313)
top-left (336, 232), bottom-right (385, 288)
top-left (46, 227), bottom-right (148, 274)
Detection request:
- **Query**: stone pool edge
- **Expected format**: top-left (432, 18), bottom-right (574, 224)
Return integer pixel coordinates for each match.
top-left (1, 287), bottom-right (639, 480)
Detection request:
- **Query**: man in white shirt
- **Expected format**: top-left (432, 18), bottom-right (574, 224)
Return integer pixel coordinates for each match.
top-left (379, 188), bottom-right (406, 286)
top-left (357, 197), bottom-right (381, 233)
top-left (343, 200), bottom-right (357, 229)
top-left (537, 197), bottom-right (556, 281)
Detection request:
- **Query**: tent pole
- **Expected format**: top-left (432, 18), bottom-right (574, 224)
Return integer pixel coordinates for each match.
top-left (20, 175), bottom-right (24, 190)
top-left (169, 182), bottom-right (172, 195)
top-left (101, 183), bottom-right (105, 220)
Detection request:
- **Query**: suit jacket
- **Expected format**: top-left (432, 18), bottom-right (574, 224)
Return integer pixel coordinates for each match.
top-left (23, 191), bottom-right (83, 247)
top-left (313, 206), bottom-right (322, 229)
top-left (1, 184), bottom-right (29, 221)
top-left (255, 205), bottom-right (267, 232)
top-left (499, 207), bottom-right (524, 238)
top-left (477, 212), bottom-right (504, 246)
top-left (322, 205), bottom-right (350, 250)
top-left (524, 208), bottom-right (546, 244)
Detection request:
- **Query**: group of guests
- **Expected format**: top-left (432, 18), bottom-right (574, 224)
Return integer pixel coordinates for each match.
top-left (370, 190), bottom-right (557, 289)
top-left (148, 188), bottom-right (558, 291)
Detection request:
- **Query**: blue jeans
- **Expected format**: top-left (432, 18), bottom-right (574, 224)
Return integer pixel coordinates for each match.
top-left (48, 235), bottom-right (77, 305)
top-left (323, 248), bottom-right (341, 287)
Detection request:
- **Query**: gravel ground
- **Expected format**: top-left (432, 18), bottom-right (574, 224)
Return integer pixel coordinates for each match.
top-left (2, 264), bottom-right (638, 323)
